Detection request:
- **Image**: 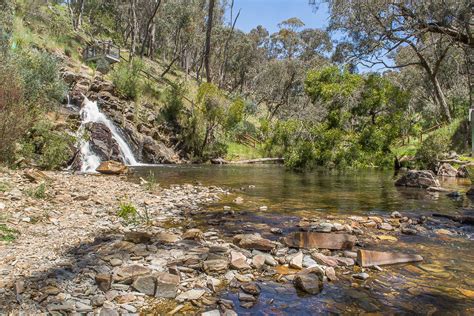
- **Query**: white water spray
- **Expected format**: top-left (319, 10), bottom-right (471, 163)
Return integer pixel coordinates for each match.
top-left (77, 98), bottom-right (139, 172)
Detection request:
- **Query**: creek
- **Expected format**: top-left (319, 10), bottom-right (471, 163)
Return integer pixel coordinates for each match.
top-left (131, 165), bottom-right (474, 314)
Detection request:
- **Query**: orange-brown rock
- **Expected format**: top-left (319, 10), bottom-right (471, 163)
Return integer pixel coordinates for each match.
top-left (357, 250), bottom-right (423, 267)
top-left (284, 232), bottom-right (356, 250)
top-left (96, 161), bottom-right (128, 175)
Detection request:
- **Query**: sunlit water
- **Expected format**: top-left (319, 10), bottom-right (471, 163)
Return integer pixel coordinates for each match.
top-left (131, 165), bottom-right (474, 314)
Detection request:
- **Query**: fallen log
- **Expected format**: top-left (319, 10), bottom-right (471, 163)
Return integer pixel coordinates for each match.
top-left (432, 213), bottom-right (474, 225)
top-left (357, 250), bottom-right (423, 267)
top-left (211, 158), bottom-right (284, 165)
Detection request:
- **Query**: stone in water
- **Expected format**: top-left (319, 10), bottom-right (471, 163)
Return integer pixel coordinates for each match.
top-left (357, 250), bottom-right (423, 267)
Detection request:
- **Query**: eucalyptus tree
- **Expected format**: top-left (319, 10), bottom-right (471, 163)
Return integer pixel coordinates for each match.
top-left (317, 0), bottom-right (473, 122)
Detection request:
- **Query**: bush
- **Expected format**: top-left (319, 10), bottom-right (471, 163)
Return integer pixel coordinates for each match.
top-left (117, 202), bottom-right (138, 224)
top-left (415, 133), bottom-right (450, 170)
top-left (26, 183), bottom-right (48, 199)
top-left (20, 121), bottom-right (75, 170)
top-left (0, 224), bottom-right (18, 242)
top-left (160, 82), bottom-right (186, 127)
top-left (111, 59), bottom-right (143, 100)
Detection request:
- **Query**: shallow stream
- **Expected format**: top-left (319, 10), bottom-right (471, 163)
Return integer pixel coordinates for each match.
top-left (131, 165), bottom-right (474, 315)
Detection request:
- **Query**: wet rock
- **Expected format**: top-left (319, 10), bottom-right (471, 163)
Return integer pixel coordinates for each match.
top-left (238, 292), bottom-right (257, 302)
top-left (437, 163), bottom-right (457, 177)
top-left (155, 272), bottom-right (179, 298)
top-left (96, 161), bottom-right (128, 175)
top-left (289, 252), bottom-right (303, 269)
top-left (202, 310), bottom-right (221, 316)
top-left (325, 267), bottom-right (337, 281)
top-left (203, 259), bottom-right (229, 274)
top-left (132, 275), bottom-right (155, 296)
top-left (401, 227), bottom-right (418, 235)
top-left (311, 253), bottom-right (338, 267)
top-left (233, 234), bottom-right (276, 252)
top-left (183, 228), bottom-right (203, 240)
top-left (312, 222), bottom-right (333, 233)
top-left (241, 283), bottom-right (260, 296)
top-left (230, 251), bottom-right (250, 270)
top-left (352, 272), bottom-right (369, 280)
top-left (76, 301), bottom-right (93, 313)
top-left (379, 223), bottom-right (393, 231)
top-left (302, 256), bottom-right (318, 268)
top-left (283, 232), bottom-right (356, 250)
top-left (124, 231), bottom-right (152, 244)
top-left (270, 227), bottom-right (283, 234)
top-left (252, 255), bottom-right (266, 269)
top-left (435, 229), bottom-right (452, 235)
top-left (96, 273), bottom-right (112, 292)
top-left (357, 250), bottom-right (423, 267)
top-left (176, 289), bottom-right (206, 301)
top-left (391, 211), bottom-right (402, 218)
top-left (294, 272), bottom-right (323, 295)
top-left (395, 170), bottom-right (440, 188)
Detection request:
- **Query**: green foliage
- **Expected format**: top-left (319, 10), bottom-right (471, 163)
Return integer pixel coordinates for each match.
top-left (13, 49), bottom-right (66, 107)
top-left (0, 224), bottom-right (18, 242)
top-left (225, 98), bottom-right (245, 131)
top-left (160, 82), bottom-right (186, 127)
top-left (117, 202), bottom-right (139, 223)
top-left (96, 57), bottom-right (111, 74)
top-left (111, 59), bottom-right (144, 100)
top-left (415, 133), bottom-right (450, 170)
top-left (0, 181), bottom-right (11, 192)
top-left (26, 183), bottom-right (48, 199)
top-left (20, 121), bottom-right (75, 170)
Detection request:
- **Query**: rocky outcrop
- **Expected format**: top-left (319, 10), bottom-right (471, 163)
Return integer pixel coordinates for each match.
top-left (437, 163), bottom-right (457, 177)
top-left (395, 170), bottom-right (440, 188)
top-left (60, 61), bottom-right (183, 168)
top-left (87, 122), bottom-right (122, 162)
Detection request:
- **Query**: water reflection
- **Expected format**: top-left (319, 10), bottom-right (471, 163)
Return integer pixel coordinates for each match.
top-left (131, 165), bottom-right (474, 314)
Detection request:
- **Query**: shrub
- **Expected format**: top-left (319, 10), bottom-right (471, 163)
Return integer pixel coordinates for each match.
top-left (160, 82), bottom-right (186, 127)
top-left (111, 59), bottom-right (143, 100)
top-left (0, 224), bottom-right (18, 242)
top-left (96, 57), bottom-right (111, 74)
top-left (19, 121), bottom-right (75, 170)
top-left (415, 133), bottom-right (450, 170)
top-left (117, 202), bottom-right (139, 223)
top-left (0, 64), bottom-right (31, 162)
top-left (27, 183), bottom-right (48, 199)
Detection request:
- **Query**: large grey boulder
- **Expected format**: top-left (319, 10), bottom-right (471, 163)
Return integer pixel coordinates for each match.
top-left (437, 163), bottom-right (457, 177)
top-left (395, 170), bottom-right (440, 188)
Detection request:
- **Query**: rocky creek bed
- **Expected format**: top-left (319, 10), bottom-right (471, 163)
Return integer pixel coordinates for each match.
top-left (1, 167), bottom-right (474, 315)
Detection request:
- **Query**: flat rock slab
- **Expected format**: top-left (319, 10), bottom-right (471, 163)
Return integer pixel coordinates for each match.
top-left (284, 232), bottom-right (356, 250)
top-left (233, 234), bottom-right (276, 251)
top-left (357, 250), bottom-right (423, 267)
top-left (176, 289), bottom-right (206, 301)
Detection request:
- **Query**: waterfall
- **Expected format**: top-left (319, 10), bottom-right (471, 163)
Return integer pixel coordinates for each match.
top-left (77, 97), bottom-right (139, 172)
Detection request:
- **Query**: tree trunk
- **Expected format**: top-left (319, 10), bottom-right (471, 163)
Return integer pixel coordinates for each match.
top-left (204, 0), bottom-right (215, 83)
top-left (430, 74), bottom-right (452, 122)
top-left (140, 0), bottom-right (162, 58)
top-left (129, 0), bottom-right (138, 58)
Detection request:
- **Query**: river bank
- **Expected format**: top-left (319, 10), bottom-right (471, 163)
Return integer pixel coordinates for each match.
top-left (1, 167), bottom-right (473, 315)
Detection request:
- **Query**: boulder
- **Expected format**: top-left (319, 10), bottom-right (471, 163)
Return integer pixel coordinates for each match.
top-left (283, 232), bottom-right (356, 250)
top-left (437, 163), bottom-right (458, 177)
top-left (115, 265), bottom-right (151, 283)
top-left (357, 250), bottom-right (423, 267)
top-left (233, 234), bottom-right (276, 252)
top-left (86, 122), bottom-right (122, 163)
top-left (132, 275), bottom-right (155, 296)
top-left (155, 272), bottom-right (179, 298)
top-left (395, 170), bottom-right (440, 188)
top-left (289, 252), bottom-right (303, 269)
top-left (96, 161), bottom-right (128, 175)
top-left (203, 259), bottom-right (229, 274)
top-left (156, 232), bottom-right (180, 244)
top-left (294, 271), bottom-right (323, 295)
top-left (95, 273), bottom-right (112, 292)
top-left (23, 169), bottom-right (51, 183)
top-left (176, 289), bottom-right (206, 301)
top-left (230, 251), bottom-right (250, 270)
top-left (183, 228), bottom-right (203, 240)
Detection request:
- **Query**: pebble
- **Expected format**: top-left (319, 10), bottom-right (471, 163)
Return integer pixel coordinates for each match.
top-left (352, 273), bottom-right (370, 280)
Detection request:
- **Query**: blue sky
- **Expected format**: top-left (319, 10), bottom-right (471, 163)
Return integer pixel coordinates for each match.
top-left (227, 0), bottom-right (388, 72)
top-left (230, 0), bottom-right (329, 33)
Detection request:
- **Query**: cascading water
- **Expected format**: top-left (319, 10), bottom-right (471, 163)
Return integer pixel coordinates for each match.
top-left (76, 97), bottom-right (139, 172)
